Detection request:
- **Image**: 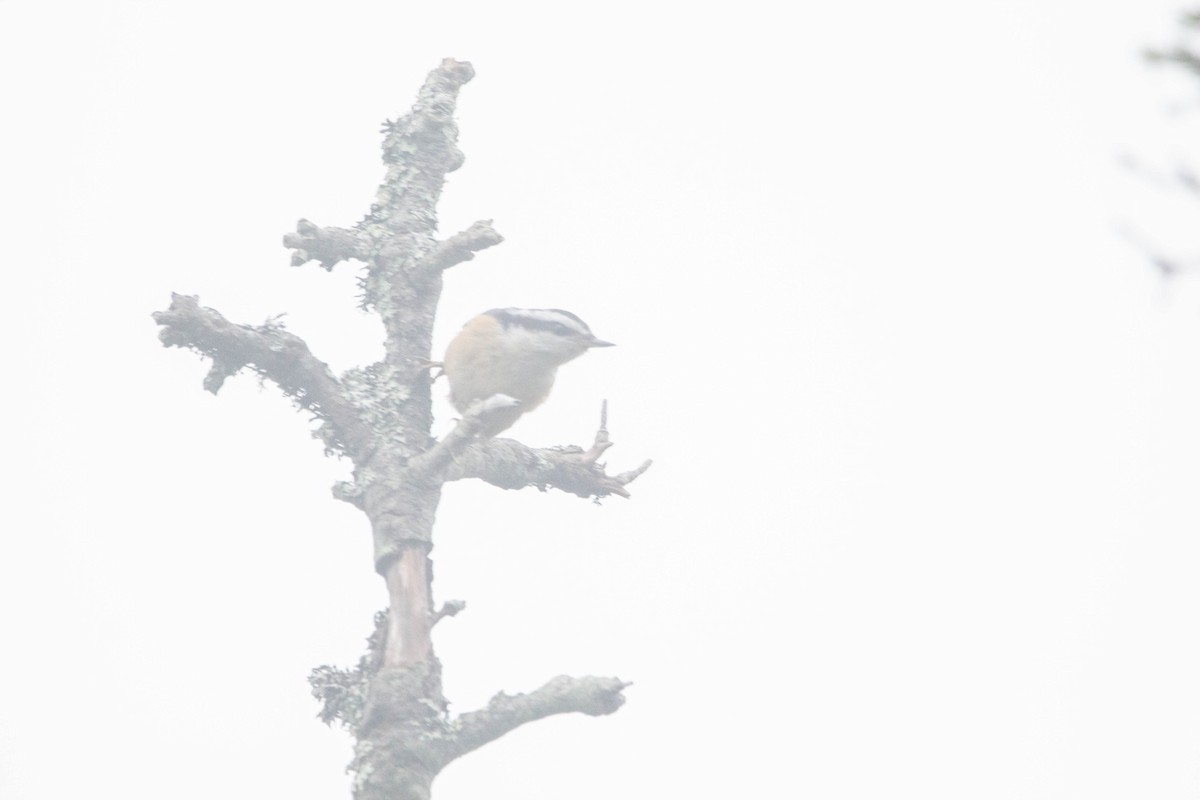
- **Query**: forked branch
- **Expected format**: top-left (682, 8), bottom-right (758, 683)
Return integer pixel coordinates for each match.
top-left (445, 402), bottom-right (652, 499)
top-left (152, 293), bottom-right (372, 458)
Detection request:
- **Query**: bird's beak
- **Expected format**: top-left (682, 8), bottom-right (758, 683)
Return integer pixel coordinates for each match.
top-left (587, 337), bottom-right (616, 348)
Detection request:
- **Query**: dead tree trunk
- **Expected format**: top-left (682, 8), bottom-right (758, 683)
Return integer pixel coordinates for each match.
top-left (153, 59), bottom-right (649, 800)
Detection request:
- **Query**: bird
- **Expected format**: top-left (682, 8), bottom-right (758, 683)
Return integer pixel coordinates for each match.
top-left (442, 307), bottom-right (614, 437)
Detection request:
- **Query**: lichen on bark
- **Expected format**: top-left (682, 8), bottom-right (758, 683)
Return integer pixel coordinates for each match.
top-left (154, 58), bottom-right (646, 800)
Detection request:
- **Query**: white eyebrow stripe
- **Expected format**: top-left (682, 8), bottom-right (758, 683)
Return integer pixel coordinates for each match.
top-left (495, 308), bottom-right (592, 336)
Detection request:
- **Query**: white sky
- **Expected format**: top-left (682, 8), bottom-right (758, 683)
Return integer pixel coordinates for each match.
top-left (4, 1), bottom-right (1200, 798)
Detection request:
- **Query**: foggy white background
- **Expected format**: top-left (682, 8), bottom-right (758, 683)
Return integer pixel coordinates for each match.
top-left (4, 1), bottom-right (1200, 798)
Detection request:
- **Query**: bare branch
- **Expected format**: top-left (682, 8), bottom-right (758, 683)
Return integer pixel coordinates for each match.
top-left (283, 219), bottom-right (364, 270)
top-left (152, 293), bottom-right (373, 458)
top-left (446, 676), bottom-right (630, 763)
top-left (404, 394), bottom-right (522, 486)
top-left (415, 220), bottom-right (504, 273)
top-left (442, 402), bottom-right (651, 499)
top-left (577, 398), bottom-right (614, 464)
top-left (612, 459), bottom-right (655, 491)
top-left (445, 438), bottom-right (649, 499)
top-left (431, 599), bottom-right (466, 625)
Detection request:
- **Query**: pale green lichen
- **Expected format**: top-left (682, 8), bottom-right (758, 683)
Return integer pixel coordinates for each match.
top-left (309, 610), bottom-right (388, 729)
top-left (309, 664), bottom-right (366, 728)
top-left (340, 362), bottom-right (411, 450)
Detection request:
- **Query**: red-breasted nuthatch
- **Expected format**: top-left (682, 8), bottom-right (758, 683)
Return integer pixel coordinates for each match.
top-left (443, 308), bottom-right (614, 436)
